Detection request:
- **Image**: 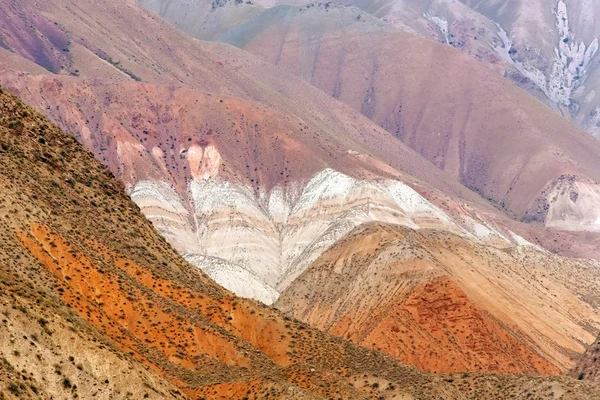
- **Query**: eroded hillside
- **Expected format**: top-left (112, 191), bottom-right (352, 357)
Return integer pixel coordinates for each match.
top-left (571, 332), bottom-right (600, 382)
top-left (277, 222), bottom-right (600, 374)
top-left (136, 0), bottom-right (600, 242)
top-left (0, 87), bottom-right (472, 400)
top-left (4, 0), bottom-right (600, 307)
top-left (2, 52), bottom-right (600, 400)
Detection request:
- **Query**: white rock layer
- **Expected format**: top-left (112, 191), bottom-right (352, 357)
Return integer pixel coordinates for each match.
top-left (493, 1), bottom-right (599, 107)
top-left (128, 168), bottom-right (529, 303)
top-left (545, 179), bottom-right (600, 232)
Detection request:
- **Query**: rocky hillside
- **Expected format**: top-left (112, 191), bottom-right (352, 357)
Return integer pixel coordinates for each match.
top-left (571, 332), bottom-right (600, 382)
top-left (0, 66), bottom-right (522, 303)
top-left (0, 89), bottom-right (191, 399)
top-left (0, 86), bottom-right (471, 399)
top-left (390, 0), bottom-right (600, 138)
top-left (0, 0), bottom-right (562, 305)
top-left (136, 0), bottom-right (600, 243)
top-left (277, 222), bottom-right (600, 373)
top-left (1, 0), bottom-right (599, 307)
top-left (3, 83), bottom-right (600, 400)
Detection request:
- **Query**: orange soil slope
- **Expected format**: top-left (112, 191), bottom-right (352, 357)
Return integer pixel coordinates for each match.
top-left (16, 222), bottom-right (469, 399)
top-left (277, 222), bottom-right (600, 375)
top-left (353, 276), bottom-right (559, 375)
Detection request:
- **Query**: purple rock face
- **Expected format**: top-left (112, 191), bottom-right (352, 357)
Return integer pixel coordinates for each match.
top-left (0, 4), bottom-right (71, 73)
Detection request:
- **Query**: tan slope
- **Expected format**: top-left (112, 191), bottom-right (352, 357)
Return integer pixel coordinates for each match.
top-left (276, 222), bottom-right (600, 373)
top-left (142, 2), bottom-right (600, 230)
top-left (0, 290), bottom-right (183, 400)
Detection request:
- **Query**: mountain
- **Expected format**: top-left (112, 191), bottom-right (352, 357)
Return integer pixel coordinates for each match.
top-left (3, 0), bottom-right (600, 396)
top-left (0, 84), bottom-right (464, 400)
top-left (384, 0), bottom-right (600, 138)
top-left (0, 0), bottom-right (561, 305)
top-left (0, 65), bottom-right (512, 303)
top-left (2, 86), bottom-right (600, 399)
top-left (181, 0), bottom-right (600, 139)
top-left (135, 0), bottom-right (600, 244)
top-left (277, 222), bottom-right (600, 373)
top-left (3, 1), bottom-right (600, 309)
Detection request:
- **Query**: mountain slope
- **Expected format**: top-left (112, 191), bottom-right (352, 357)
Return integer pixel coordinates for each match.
top-left (0, 69), bottom-right (511, 302)
top-left (277, 222), bottom-right (600, 373)
top-left (2, 1), bottom-right (600, 397)
top-left (223, 0), bottom-right (600, 138)
top-left (571, 332), bottom-right (600, 382)
top-left (0, 86), bottom-right (474, 399)
top-left (135, 0), bottom-right (600, 239)
top-left (0, 0), bottom-right (554, 303)
top-left (3, 86), bottom-right (600, 399)
top-left (450, 0), bottom-right (600, 137)
top-left (0, 89), bottom-right (194, 399)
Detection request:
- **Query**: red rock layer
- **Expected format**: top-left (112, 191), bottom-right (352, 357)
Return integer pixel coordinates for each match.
top-left (350, 276), bottom-right (560, 375)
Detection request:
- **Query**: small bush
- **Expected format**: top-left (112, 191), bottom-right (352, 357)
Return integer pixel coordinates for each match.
top-left (8, 382), bottom-right (20, 394)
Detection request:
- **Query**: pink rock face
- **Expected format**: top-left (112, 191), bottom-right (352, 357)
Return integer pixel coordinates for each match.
top-left (0, 75), bottom-right (403, 191)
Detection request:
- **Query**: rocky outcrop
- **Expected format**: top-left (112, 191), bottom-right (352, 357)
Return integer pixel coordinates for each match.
top-left (571, 333), bottom-right (600, 382)
top-left (522, 174), bottom-right (600, 232)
